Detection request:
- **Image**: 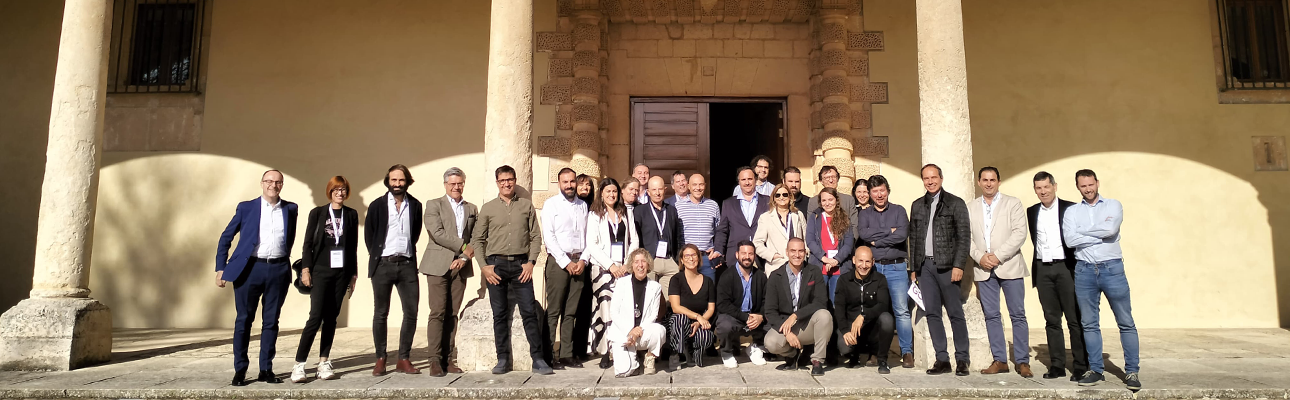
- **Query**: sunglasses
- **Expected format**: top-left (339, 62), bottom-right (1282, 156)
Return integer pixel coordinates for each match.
top-left (774, 193), bottom-right (790, 198)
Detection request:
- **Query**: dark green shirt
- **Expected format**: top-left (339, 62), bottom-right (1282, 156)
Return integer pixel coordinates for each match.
top-left (470, 196), bottom-right (543, 265)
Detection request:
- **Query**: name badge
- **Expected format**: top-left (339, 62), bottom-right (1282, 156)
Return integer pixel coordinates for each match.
top-left (656, 241), bottom-right (668, 258)
top-left (826, 250), bottom-right (838, 259)
top-left (611, 242), bottom-right (625, 264)
top-left (330, 250), bottom-right (344, 269)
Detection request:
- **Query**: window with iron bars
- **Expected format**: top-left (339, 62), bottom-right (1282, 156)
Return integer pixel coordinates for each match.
top-left (108, 0), bottom-right (208, 94)
top-left (1218, 0), bottom-right (1290, 90)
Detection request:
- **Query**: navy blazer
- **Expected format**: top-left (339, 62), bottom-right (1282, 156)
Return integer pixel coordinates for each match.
top-left (365, 192), bottom-right (423, 278)
top-left (1026, 199), bottom-right (1078, 286)
top-left (634, 201), bottom-right (685, 262)
top-left (763, 264), bottom-right (829, 331)
top-left (805, 209), bottom-right (855, 276)
top-left (216, 197), bottom-right (299, 282)
top-left (714, 193), bottom-right (770, 267)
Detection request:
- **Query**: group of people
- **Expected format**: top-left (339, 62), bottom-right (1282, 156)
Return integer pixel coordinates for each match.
top-left (213, 157), bottom-right (1140, 390)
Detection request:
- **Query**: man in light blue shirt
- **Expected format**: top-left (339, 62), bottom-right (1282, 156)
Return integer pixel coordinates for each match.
top-left (1061, 169), bottom-right (1139, 390)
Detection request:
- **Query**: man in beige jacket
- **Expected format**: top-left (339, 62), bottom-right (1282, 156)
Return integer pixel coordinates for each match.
top-left (968, 167), bottom-right (1032, 378)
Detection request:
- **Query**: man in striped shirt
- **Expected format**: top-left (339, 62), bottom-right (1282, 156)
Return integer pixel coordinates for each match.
top-left (675, 173), bottom-right (722, 281)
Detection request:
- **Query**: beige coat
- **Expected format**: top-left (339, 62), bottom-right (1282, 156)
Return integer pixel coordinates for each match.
top-left (968, 193), bottom-right (1029, 281)
top-left (752, 208), bottom-right (807, 275)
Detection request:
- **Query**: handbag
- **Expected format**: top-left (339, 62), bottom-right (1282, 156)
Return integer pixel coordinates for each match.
top-left (292, 259), bottom-right (311, 295)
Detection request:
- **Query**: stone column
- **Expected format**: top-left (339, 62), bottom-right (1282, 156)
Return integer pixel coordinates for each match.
top-left (913, 0), bottom-right (991, 369)
top-left (0, 0), bottom-right (113, 371)
top-left (457, 0), bottom-right (537, 372)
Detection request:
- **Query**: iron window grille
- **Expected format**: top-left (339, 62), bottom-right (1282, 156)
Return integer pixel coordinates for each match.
top-left (1217, 0), bottom-right (1290, 89)
top-left (108, 0), bottom-right (207, 93)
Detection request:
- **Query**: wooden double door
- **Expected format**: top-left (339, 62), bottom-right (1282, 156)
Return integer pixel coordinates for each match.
top-left (630, 99), bottom-right (786, 200)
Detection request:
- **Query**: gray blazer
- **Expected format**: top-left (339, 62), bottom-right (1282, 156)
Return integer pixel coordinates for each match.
top-left (421, 195), bottom-right (477, 278)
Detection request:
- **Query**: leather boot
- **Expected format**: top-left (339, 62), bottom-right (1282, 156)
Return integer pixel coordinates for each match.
top-left (372, 358), bottom-right (387, 376)
top-left (395, 359), bottom-right (421, 374)
top-left (981, 361), bottom-right (1010, 374)
top-left (902, 353), bottom-right (915, 368)
top-left (1016, 362), bottom-right (1034, 378)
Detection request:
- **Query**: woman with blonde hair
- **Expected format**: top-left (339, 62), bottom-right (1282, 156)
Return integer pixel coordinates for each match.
top-left (753, 184), bottom-right (807, 275)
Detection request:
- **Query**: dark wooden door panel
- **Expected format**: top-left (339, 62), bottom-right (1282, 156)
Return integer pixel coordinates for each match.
top-left (632, 102), bottom-right (710, 184)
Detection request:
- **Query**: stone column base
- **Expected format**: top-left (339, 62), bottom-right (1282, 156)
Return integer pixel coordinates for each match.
top-left (911, 290), bottom-right (993, 369)
top-left (0, 298), bottom-right (112, 371)
top-left (454, 297), bottom-right (537, 371)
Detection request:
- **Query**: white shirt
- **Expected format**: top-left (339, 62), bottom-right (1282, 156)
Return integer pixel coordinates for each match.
top-left (447, 195), bottom-right (466, 239)
top-left (256, 197), bottom-right (286, 258)
top-left (381, 193), bottom-right (412, 257)
top-left (542, 195), bottom-right (589, 268)
top-left (786, 266), bottom-right (802, 311)
top-left (731, 181), bottom-right (775, 198)
top-left (1036, 201), bottom-right (1064, 262)
top-left (981, 192), bottom-right (1002, 252)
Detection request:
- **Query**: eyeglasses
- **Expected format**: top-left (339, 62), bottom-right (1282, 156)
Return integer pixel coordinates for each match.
top-left (774, 193), bottom-right (790, 198)
top-left (331, 188), bottom-right (349, 193)
top-left (496, 178), bottom-right (517, 183)
top-left (262, 180), bottom-right (283, 186)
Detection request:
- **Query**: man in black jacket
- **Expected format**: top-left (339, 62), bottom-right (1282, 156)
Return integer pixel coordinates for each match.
top-left (715, 240), bottom-right (769, 368)
top-left (763, 238), bottom-right (832, 376)
top-left (1027, 171), bottom-right (1087, 380)
top-left (365, 164), bottom-right (424, 376)
top-left (834, 246), bottom-right (894, 374)
top-left (908, 163), bottom-right (971, 376)
top-left (635, 176), bottom-right (684, 297)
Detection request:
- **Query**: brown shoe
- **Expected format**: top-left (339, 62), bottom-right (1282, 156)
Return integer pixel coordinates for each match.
top-left (396, 359), bottom-right (421, 374)
top-left (445, 362), bottom-right (464, 374)
top-left (426, 363), bottom-right (445, 377)
top-left (372, 357), bottom-right (387, 376)
top-left (980, 361), bottom-right (1010, 374)
top-left (1016, 362), bottom-right (1034, 378)
top-left (902, 353), bottom-right (915, 368)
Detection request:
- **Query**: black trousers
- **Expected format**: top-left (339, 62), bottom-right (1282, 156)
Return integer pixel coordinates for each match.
top-left (372, 258), bottom-right (419, 360)
top-left (1035, 261), bottom-right (1089, 371)
top-left (544, 257), bottom-right (586, 359)
top-left (296, 265), bottom-right (351, 362)
top-left (488, 256), bottom-right (546, 365)
top-left (836, 312), bottom-right (894, 360)
top-left (714, 313), bottom-right (767, 356)
top-left (919, 259), bottom-right (969, 363)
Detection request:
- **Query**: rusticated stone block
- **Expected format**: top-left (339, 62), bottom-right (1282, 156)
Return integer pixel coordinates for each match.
top-left (573, 50), bottom-right (600, 71)
top-left (818, 157), bottom-right (855, 178)
top-left (821, 134), bottom-right (853, 152)
top-left (819, 23), bottom-right (847, 44)
top-left (572, 104), bottom-right (601, 125)
top-left (724, 0), bottom-right (743, 19)
top-left (556, 109), bottom-right (573, 130)
top-left (571, 157), bottom-right (602, 177)
top-left (548, 158), bottom-right (570, 182)
top-left (821, 49), bottom-right (848, 69)
top-left (557, 0), bottom-right (574, 15)
top-left (855, 164), bottom-right (880, 181)
top-left (854, 136), bottom-right (889, 157)
top-left (853, 82), bottom-right (888, 103)
top-left (809, 53), bottom-right (821, 76)
top-left (571, 130), bottom-right (601, 151)
top-left (574, 23), bottom-right (600, 44)
top-left (791, 0), bottom-right (814, 20)
top-left (537, 32), bottom-right (575, 51)
top-left (573, 77), bottom-right (600, 98)
top-left (748, 0), bottom-right (767, 16)
top-left (810, 82), bottom-right (822, 103)
top-left (535, 136), bottom-right (572, 156)
top-left (849, 55), bottom-right (869, 76)
top-left (603, 0), bottom-right (625, 17)
top-left (821, 76), bottom-right (850, 98)
top-left (811, 110), bottom-right (822, 129)
top-left (852, 109), bottom-right (871, 129)
top-left (821, 102), bottom-right (851, 123)
top-left (549, 58), bottom-right (574, 78)
top-left (847, 31), bottom-right (883, 50)
top-left (626, 0), bottom-right (648, 17)
top-left (541, 84), bottom-right (571, 105)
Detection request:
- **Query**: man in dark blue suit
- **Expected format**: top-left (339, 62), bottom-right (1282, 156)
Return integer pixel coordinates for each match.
top-left (714, 166), bottom-right (770, 280)
top-left (216, 170), bottom-right (299, 386)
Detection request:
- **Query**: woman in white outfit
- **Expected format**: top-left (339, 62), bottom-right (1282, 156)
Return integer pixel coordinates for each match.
top-left (753, 183), bottom-right (807, 276)
top-left (585, 177), bottom-right (639, 368)
top-left (608, 248), bottom-right (666, 377)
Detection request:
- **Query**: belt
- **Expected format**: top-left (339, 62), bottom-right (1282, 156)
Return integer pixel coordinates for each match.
top-left (379, 255), bottom-right (411, 263)
top-left (1040, 260), bottom-right (1067, 266)
top-left (252, 257), bottom-right (289, 264)
top-left (567, 252), bottom-right (582, 259)
top-left (488, 254), bottom-right (528, 261)
top-left (876, 257), bottom-right (907, 264)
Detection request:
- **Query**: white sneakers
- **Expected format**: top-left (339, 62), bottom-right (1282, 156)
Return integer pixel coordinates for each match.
top-left (317, 360), bottom-right (336, 380)
top-left (291, 360), bottom-right (338, 382)
top-left (290, 362), bottom-right (307, 383)
top-left (643, 353), bottom-right (657, 375)
top-left (748, 344), bottom-right (767, 366)
top-left (722, 353), bottom-right (738, 368)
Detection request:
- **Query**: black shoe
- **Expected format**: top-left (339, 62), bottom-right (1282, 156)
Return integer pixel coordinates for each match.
top-left (1123, 372), bottom-right (1141, 390)
top-left (1043, 368), bottom-right (1067, 379)
top-left (231, 370), bottom-right (250, 386)
top-left (532, 359), bottom-right (555, 375)
top-left (557, 357), bottom-right (584, 369)
top-left (845, 355), bottom-right (861, 369)
top-left (491, 361), bottom-right (512, 374)
top-left (810, 360), bottom-right (824, 376)
top-left (669, 354), bottom-right (682, 371)
top-left (926, 360), bottom-right (952, 375)
top-left (955, 360), bottom-right (970, 376)
top-left (1077, 371), bottom-right (1105, 386)
top-left (257, 370), bottom-right (283, 384)
top-left (598, 354), bottom-right (613, 369)
top-left (1070, 369), bottom-right (1088, 382)
top-left (776, 351), bottom-right (800, 371)
top-left (877, 361), bottom-right (891, 374)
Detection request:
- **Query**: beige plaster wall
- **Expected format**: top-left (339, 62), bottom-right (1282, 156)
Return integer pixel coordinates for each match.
top-left (865, 0), bottom-right (1290, 328)
top-left (87, 0), bottom-right (494, 328)
top-left (0, 0), bottom-right (63, 314)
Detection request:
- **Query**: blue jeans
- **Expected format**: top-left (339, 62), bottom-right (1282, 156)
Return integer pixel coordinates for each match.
top-left (825, 273), bottom-right (840, 303)
top-left (698, 256), bottom-right (715, 281)
top-left (1075, 259), bottom-right (1139, 374)
top-left (876, 262), bottom-right (913, 354)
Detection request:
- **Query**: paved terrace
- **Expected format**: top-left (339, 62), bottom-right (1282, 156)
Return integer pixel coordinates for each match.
top-left (0, 328), bottom-right (1287, 399)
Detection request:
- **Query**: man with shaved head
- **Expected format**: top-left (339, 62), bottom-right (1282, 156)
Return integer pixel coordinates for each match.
top-left (835, 246), bottom-right (894, 373)
top-left (635, 176), bottom-right (684, 297)
top-left (674, 173), bottom-right (721, 280)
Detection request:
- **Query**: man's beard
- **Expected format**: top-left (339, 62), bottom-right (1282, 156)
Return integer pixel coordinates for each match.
top-left (389, 186), bottom-right (406, 195)
top-left (562, 187), bottom-right (576, 200)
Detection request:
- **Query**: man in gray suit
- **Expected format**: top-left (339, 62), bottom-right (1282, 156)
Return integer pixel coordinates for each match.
top-left (421, 167), bottom-right (477, 377)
